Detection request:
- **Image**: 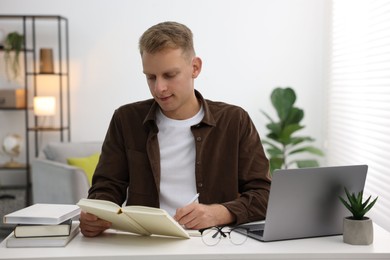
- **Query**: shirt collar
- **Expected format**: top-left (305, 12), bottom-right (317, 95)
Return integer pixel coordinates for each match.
top-left (143, 90), bottom-right (216, 129)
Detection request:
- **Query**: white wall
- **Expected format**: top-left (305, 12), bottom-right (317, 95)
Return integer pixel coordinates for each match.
top-left (0, 0), bottom-right (327, 155)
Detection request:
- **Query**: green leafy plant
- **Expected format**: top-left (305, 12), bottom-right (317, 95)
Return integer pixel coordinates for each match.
top-left (4, 31), bottom-right (24, 80)
top-left (261, 87), bottom-right (324, 173)
top-left (339, 187), bottom-right (378, 220)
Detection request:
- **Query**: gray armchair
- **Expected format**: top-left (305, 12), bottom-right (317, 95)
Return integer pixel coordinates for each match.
top-left (31, 142), bottom-right (102, 204)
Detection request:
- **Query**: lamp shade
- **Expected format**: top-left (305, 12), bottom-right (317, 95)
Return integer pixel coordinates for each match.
top-left (33, 96), bottom-right (56, 116)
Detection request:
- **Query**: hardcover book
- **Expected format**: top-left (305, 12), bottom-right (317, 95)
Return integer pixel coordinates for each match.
top-left (3, 204), bottom-right (80, 225)
top-left (77, 198), bottom-right (190, 239)
top-left (14, 219), bottom-right (73, 238)
top-left (6, 223), bottom-right (79, 248)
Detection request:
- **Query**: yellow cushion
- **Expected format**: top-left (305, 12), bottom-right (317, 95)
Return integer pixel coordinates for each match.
top-left (67, 153), bottom-right (100, 185)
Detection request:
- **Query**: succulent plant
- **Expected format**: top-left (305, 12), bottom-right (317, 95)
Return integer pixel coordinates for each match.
top-left (339, 187), bottom-right (378, 220)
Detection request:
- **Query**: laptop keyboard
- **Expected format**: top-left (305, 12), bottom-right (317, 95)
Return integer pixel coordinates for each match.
top-left (250, 229), bottom-right (264, 236)
top-left (239, 223), bottom-right (265, 238)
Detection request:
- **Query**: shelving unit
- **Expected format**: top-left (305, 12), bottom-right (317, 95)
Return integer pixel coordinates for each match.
top-left (0, 15), bottom-right (71, 206)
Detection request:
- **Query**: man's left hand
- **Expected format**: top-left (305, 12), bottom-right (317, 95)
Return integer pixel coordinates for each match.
top-left (174, 203), bottom-right (235, 230)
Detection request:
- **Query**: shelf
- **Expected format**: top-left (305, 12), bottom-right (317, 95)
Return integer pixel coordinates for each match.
top-left (0, 15), bottom-right (67, 20)
top-left (0, 165), bottom-right (28, 170)
top-left (0, 185), bottom-right (28, 190)
top-left (0, 14), bottom-right (71, 206)
top-left (27, 126), bottom-right (70, 132)
top-left (0, 107), bottom-right (27, 110)
top-left (26, 72), bottom-right (69, 76)
top-left (0, 48), bottom-right (34, 52)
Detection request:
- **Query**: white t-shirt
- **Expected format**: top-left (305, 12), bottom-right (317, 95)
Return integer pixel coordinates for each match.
top-left (156, 106), bottom-right (204, 216)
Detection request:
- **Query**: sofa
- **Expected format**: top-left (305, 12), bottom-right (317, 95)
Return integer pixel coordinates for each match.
top-left (31, 142), bottom-right (102, 204)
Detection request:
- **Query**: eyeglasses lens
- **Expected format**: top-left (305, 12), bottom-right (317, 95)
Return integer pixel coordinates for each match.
top-left (201, 227), bottom-right (222, 246)
top-left (229, 227), bottom-right (248, 245)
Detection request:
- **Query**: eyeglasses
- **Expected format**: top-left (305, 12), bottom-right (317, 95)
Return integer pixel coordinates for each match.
top-left (199, 226), bottom-right (249, 246)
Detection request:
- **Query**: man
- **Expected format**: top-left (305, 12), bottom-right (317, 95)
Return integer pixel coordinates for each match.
top-left (79, 21), bottom-right (271, 237)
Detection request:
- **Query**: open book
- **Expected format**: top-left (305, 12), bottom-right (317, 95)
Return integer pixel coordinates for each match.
top-left (77, 198), bottom-right (190, 239)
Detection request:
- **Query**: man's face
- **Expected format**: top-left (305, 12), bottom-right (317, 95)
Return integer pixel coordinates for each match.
top-left (142, 48), bottom-right (201, 120)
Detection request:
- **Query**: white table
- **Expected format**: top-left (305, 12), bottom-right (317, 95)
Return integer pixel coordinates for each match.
top-left (1, 224), bottom-right (390, 260)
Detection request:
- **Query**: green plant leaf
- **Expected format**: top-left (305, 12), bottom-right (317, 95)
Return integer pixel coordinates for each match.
top-left (4, 31), bottom-right (24, 80)
top-left (361, 195), bottom-right (372, 209)
top-left (280, 124), bottom-right (304, 143)
top-left (294, 159), bottom-right (320, 168)
top-left (266, 148), bottom-right (283, 157)
top-left (289, 136), bottom-right (315, 145)
top-left (285, 107), bottom-right (304, 126)
top-left (266, 122), bottom-right (282, 136)
top-left (269, 157), bottom-right (284, 174)
top-left (288, 146), bottom-right (325, 156)
top-left (262, 139), bottom-right (278, 147)
top-left (271, 87), bottom-right (296, 122)
top-left (361, 197), bottom-right (378, 217)
top-left (339, 196), bottom-right (355, 215)
top-left (261, 111), bottom-right (275, 124)
top-left (267, 133), bottom-right (281, 142)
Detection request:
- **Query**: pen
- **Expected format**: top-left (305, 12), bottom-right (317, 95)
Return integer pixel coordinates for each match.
top-left (187, 193), bottom-right (200, 205)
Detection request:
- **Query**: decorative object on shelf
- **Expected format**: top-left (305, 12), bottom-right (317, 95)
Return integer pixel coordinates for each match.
top-left (1, 133), bottom-right (23, 168)
top-left (339, 187), bottom-right (378, 245)
top-left (0, 28), bottom-right (5, 48)
top-left (39, 48), bottom-right (54, 74)
top-left (0, 88), bottom-right (26, 108)
top-left (261, 87), bottom-right (324, 174)
top-left (3, 31), bottom-right (24, 80)
top-left (33, 96), bottom-right (56, 127)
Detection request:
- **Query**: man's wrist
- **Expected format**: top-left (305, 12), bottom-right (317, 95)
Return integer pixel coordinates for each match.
top-left (214, 204), bottom-right (236, 226)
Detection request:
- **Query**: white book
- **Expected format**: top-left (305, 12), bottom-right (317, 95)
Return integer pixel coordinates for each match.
top-left (6, 223), bottom-right (80, 248)
top-left (14, 219), bottom-right (73, 238)
top-left (3, 204), bottom-right (80, 225)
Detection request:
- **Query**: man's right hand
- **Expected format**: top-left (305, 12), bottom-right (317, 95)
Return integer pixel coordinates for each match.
top-left (79, 211), bottom-right (112, 237)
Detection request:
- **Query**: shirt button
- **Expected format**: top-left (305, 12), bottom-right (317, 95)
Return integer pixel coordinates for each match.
top-left (196, 137), bottom-right (202, 141)
top-left (197, 183), bottom-right (203, 188)
top-left (196, 161), bottom-right (201, 165)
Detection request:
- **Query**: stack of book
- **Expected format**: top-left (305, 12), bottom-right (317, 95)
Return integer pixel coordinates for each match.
top-left (3, 203), bottom-right (81, 247)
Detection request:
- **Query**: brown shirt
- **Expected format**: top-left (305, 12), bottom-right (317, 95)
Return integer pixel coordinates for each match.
top-left (88, 90), bottom-right (271, 225)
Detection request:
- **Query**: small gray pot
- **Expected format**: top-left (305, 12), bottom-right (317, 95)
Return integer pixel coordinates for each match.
top-left (343, 217), bottom-right (373, 245)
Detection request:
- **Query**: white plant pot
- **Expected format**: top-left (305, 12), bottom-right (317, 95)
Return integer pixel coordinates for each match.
top-left (343, 217), bottom-right (373, 245)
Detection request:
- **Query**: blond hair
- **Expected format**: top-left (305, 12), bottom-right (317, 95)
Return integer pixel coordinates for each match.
top-left (139, 21), bottom-right (195, 58)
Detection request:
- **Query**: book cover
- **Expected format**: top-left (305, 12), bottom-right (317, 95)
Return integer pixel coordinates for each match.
top-left (77, 198), bottom-right (190, 239)
top-left (6, 223), bottom-right (80, 248)
top-left (3, 204), bottom-right (80, 225)
top-left (14, 219), bottom-right (73, 238)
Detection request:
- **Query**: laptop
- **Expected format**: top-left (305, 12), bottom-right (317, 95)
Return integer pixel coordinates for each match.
top-left (240, 165), bottom-right (368, 242)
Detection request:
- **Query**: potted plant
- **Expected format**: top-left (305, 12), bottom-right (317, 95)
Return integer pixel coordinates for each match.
top-left (3, 31), bottom-right (24, 80)
top-left (261, 87), bottom-right (324, 173)
top-left (339, 187), bottom-right (378, 245)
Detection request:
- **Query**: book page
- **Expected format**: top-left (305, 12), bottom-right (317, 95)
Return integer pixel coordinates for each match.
top-left (77, 199), bottom-right (149, 235)
top-left (122, 206), bottom-right (189, 238)
top-left (123, 206), bottom-right (168, 214)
